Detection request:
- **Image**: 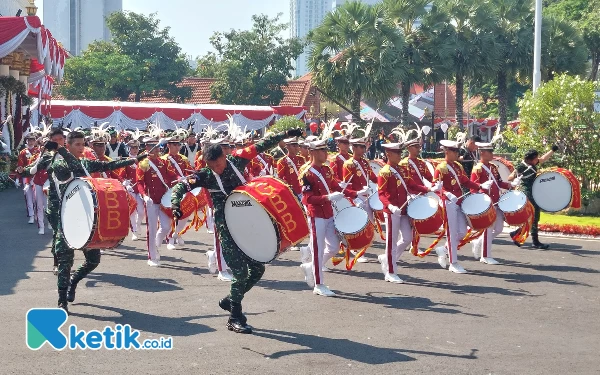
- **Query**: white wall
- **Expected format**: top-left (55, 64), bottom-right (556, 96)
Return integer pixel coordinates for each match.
top-left (0, 0), bottom-right (30, 17)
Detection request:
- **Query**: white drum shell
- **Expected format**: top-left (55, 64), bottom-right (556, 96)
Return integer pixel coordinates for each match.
top-left (532, 171), bottom-right (572, 212)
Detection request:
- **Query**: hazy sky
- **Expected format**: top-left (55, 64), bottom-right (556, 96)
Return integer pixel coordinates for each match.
top-left (37, 0), bottom-right (290, 58)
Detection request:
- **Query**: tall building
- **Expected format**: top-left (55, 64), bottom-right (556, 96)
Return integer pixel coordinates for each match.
top-left (43, 0), bottom-right (122, 56)
top-left (290, 0), bottom-right (382, 77)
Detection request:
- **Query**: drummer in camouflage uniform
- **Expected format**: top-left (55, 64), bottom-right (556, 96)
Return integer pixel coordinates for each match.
top-left (171, 128), bottom-right (303, 334)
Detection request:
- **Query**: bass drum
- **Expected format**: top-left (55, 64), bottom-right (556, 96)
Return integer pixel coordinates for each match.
top-left (532, 171), bottom-right (572, 212)
top-left (491, 157), bottom-right (514, 191)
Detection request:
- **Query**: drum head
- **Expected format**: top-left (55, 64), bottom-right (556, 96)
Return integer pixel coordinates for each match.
top-left (60, 179), bottom-right (95, 249)
top-left (334, 198), bottom-right (353, 212)
top-left (498, 191), bottom-right (527, 213)
top-left (190, 187), bottom-right (202, 196)
top-left (335, 207), bottom-right (368, 234)
top-left (368, 193), bottom-right (384, 211)
top-left (161, 188), bottom-right (173, 208)
top-left (490, 160), bottom-right (512, 183)
top-left (461, 193), bottom-right (492, 215)
top-left (532, 171), bottom-right (572, 212)
top-left (407, 195), bottom-right (438, 220)
top-left (225, 192), bottom-right (279, 263)
top-left (369, 161), bottom-right (383, 176)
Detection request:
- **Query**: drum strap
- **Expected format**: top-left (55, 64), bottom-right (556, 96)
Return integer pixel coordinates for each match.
top-left (519, 161), bottom-right (537, 179)
top-left (337, 154), bottom-right (347, 163)
top-left (353, 158), bottom-right (368, 184)
top-left (408, 158), bottom-right (428, 185)
top-left (168, 156), bottom-right (185, 177)
top-left (446, 163), bottom-right (463, 191)
top-left (213, 160), bottom-right (247, 195)
top-left (389, 166), bottom-right (410, 195)
top-left (148, 160), bottom-right (169, 188)
top-left (286, 156), bottom-right (299, 176)
top-left (257, 154), bottom-right (272, 175)
top-left (309, 167), bottom-right (331, 195)
top-left (481, 163), bottom-right (500, 190)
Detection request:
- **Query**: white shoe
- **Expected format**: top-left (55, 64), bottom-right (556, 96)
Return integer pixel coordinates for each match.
top-left (385, 273), bottom-right (404, 284)
top-left (300, 263), bottom-right (315, 288)
top-left (207, 229), bottom-right (214, 234)
top-left (28, 216), bottom-right (35, 224)
top-left (100, 250), bottom-right (104, 254)
top-left (131, 233), bottom-right (139, 241)
top-left (313, 284), bottom-right (335, 296)
top-left (300, 246), bottom-right (311, 264)
top-left (176, 237), bottom-right (185, 245)
top-left (38, 228), bottom-right (44, 235)
top-left (480, 257), bottom-right (500, 265)
top-left (378, 254), bottom-right (388, 275)
top-left (218, 270), bottom-right (233, 282)
top-left (166, 243), bottom-right (176, 250)
top-left (435, 247), bottom-right (448, 269)
top-left (147, 259), bottom-right (160, 267)
top-left (356, 255), bottom-right (368, 263)
top-left (206, 250), bottom-right (217, 274)
top-left (417, 249), bottom-right (426, 255)
top-left (449, 263), bottom-right (467, 274)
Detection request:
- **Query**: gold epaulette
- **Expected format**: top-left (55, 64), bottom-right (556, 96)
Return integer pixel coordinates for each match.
top-left (379, 164), bottom-right (392, 177)
top-left (160, 154), bottom-right (169, 161)
top-left (343, 158), bottom-right (355, 168)
top-left (298, 163), bottom-right (312, 179)
top-left (473, 162), bottom-right (483, 173)
top-left (399, 158), bottom-right (409, 166)
top-left (179, 154), bottom-right (188, 161)
top-left (436, 161), bottom-right (448, 173)
top-left (138, 158), bottom-right (150, 171)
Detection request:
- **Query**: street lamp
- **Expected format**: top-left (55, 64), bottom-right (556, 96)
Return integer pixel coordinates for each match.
top-left (26, 0), bottom-right (38, 16)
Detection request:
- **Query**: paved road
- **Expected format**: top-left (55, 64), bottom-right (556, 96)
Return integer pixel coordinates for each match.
top-left (0, 188), bottom-right (598, 374)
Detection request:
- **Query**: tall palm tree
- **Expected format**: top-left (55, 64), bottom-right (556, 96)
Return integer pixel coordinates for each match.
top-left (383, 0), bottom-right (449, 125)
top-left (434, 0), bottom-right (501, 130)
top-left (492, 0), bottom-right (534, 129)
top-left (308, 1), bottom-right (406, 123)
top-left (541, 15), bottom-right (588, 81)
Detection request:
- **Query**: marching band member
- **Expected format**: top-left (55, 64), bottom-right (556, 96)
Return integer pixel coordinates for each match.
top-left (276, 137), bottom-right (304, 197)
top-left (122, 138), bottom-right (145, 241)
top-left (508, 146), bottom-right (558, 249)
top-left (180, 131), bottom-right (199, 168)
top-left (330, 133), bottom-right (351, 180)
top-left (378, 142), bottom-right (439, 283)
top-left (248, 145), bottom-right (275, 179)
top-left (470, 142), bottom-right (514, 264)
top-left (434, 139), bottom-right (492, 274)
top-left (136, 134), bottom-right (178, 267)
top-left (105, 127), bottom-right (129, 160)
top-left (16, 133), bottom-right (38, 224)
top-left (300, 137), bottom-right (364, 297)
top-left (458, 135), bottom-right (481, 177)
top-left (163, 133), bottom-right (193, 250)
top-left (90, 135), bottom-right (123, 180)
top-left (298, 139), bottom-right (310, 160)
top-left (171, 127), bottom-right (303, 334)
top-left (343, 135), bottom-right (377, 206)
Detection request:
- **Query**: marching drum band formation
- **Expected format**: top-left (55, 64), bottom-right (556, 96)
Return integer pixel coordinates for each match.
top-left (12, 117), bottom-right (580, 334)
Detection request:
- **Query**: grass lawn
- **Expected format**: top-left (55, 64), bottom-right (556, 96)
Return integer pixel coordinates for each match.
top-left (540, 213), bottom-right (600, 227)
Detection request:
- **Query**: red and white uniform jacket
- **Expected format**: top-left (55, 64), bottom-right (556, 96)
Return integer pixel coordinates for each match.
top-left (91, 155), bottom-right (123, 180)
top-left (378, 164), bottom-right (428, 215)
top-left (247, 152), bottom-right (275, 178)
top-left (330, 151), bottom-right (351, 180)
top-left (301, 164), bottom-right (357, 219)
top-left (17, 147), bottom-right (38, 183)
top-left (276, 154), bottom-right (304, 195)
top-left (470, 162), bottom-right (510, 204)
top-left (120, 154), bottom-right (139, 184)
top-left (400, 157), bottom-right (434, 187)
top-left (136, 156), bottom-right (177, 203)
top-left (162, 153), bottom-right (192, 183)
top-left (342, 156), bottom-right (377, 191)
top-left (434, 161), bottom-right (480, 204)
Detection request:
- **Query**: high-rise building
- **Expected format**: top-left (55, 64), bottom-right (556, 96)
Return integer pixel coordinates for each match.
top-left (290, 0), bottom-right (382, 77)
top-left (43, 0), bottom-right (122, 56)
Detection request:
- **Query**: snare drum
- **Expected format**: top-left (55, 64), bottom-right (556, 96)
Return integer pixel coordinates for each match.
top-left (161, 188), bottom-right (198, 219)
top-left (367, 182), bottom-right (384, 212)
top-left (369, 160), bottom-right (385, 177)
top-left (60, 178), bottom-right (130, 250)
top-left (224, 176), bottom-right (309, 263)
top-left (407, 194), bottom-right (444, 234)
top-left (461, 193), bottom-right (496, 231)
top-left (334, 206), bottom-right (375, 250)
top-left (191, 187), bottom-right (208, 208)
top-left (532, 171), bottom-right (572, 212)
top-left (497, 190), bottom-right (529, 226)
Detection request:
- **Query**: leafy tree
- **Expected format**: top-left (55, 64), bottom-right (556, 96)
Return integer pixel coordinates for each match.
top-left (505, 73), bottom-right (600, 191)
top-left (541, 16), bottom-right (588, 81)
top-left (270, 116), bottom-right (306, 134)
top-left (580, 2), bottom-right (600, 81)
top-left (309, 1), bottom-right (406, 124)
top-left (198, 14), bottom-right (303, 105)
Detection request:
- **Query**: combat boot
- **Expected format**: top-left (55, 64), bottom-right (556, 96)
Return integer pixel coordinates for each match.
top-left (67, 278), bottom-right (78, 303)
top-left (226, 301), bottom-right (252, 334)
top-left (58, 289), bottom-right (69, 315)
top-left (532, 234), bottom-right (549, 249)
top-left (218, 297), bottom-right (248, 325)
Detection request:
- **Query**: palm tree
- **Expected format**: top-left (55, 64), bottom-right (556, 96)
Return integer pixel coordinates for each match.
top-left (383, 0), bottom-right (449, 125)
top-left (308, 1), bottom-right (406, 124)
top-left (541, 15), bottom-right (588, 81)
top-left (492, 0), bottom-right (534, 129)
top-left (433, 0), bottom-right (501, 130)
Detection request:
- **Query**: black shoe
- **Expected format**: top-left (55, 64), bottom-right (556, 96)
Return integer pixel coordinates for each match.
top-left (532, 234), bottom-right (550, 249)
top-left (67, 281), bottom-right (77, 303)
top-left (58, 290), bottom-right (69, 315)
top-left (219, 297), bottom-right (248, 325)
top-left (227, 301), bottom-right (252, 334)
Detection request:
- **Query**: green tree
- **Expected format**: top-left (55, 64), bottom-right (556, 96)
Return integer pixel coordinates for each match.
top-left (505, 73), bottom-right (600, 191)
top-left (270, 116), bottom-right (306, 134)
top-left (433, 0), bottom-right (501, 130)
top-left (580, 2), bottom-right (600, 81)
top-left (199, 14), bottom-right (303, 105)
top-left (193, 52), bottom-right (220, 78)
top-left (541, 15), bottom-right (588, 81)
top-left (309, 1), bottom-right (406, 124)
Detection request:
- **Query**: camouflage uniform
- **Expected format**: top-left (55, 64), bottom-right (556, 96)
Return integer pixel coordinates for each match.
top-left (172, 133), bottom-right (286, 303)
top-left (27, 147), bottom-right (135, 304)
top-left (515, 162), bottom-right (540, 235)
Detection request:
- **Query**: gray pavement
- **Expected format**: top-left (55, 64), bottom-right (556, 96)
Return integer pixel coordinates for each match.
top-left (0, 187), bottom-right (599, 375)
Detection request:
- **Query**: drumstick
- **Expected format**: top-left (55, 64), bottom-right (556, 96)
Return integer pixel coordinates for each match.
top-left (341, 175), bottom-right (354, 194)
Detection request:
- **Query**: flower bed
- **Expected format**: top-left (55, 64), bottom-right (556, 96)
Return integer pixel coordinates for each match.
top-left (538, 223), bottom-right (600, 237)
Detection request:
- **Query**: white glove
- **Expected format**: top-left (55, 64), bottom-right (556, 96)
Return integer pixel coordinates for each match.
top-left (357, 186), bottom-right (369, 197)
top-left (389, 205), bottom-right (402, 217)
top-left (15, 180), bottom-right (21, 188)
top-left (429, 181), bottom-right (442, 193)
top-left (143, 195), bottom-right (154, 205)
top-left (444, 192), bottom-right (458, 204)
top-left (338, 181), bottom-right (350, 189)
top-left (327, 192), bottom-right (344, 202)
top-left (29, 165), bottom-right (38, 175)
top-left (511, 176), bottom-right (522, 187)
top-left (480, 180), bottom-right (493, 190)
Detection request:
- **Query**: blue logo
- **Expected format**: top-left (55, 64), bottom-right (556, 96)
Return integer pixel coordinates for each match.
top-left (26, 308), bottom-right (172, 350)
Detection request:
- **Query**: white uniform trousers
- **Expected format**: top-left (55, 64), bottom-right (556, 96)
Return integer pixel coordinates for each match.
top-left (171, 218), bottom-right (188, 241)
top-left (23, 182), bottom-right (35, 218)
top-left (130, 193), bottom-right (144, 233)
top-left (212, 223), bottom-right (229, 272)
top-left (444, 200), bottom-right (468, 264)
top-left (144, 200), bottom-right (171, 261)
top-left (33, 183), bottom-right (47, 229)
top-left (472, 208), bottom-right (505, 258)
top-left (205, 206), bottom-right (214, 232)
top-left (308, 216), bottom-right (339, 285)
top-left (383, 213), bottom-right (413, 275)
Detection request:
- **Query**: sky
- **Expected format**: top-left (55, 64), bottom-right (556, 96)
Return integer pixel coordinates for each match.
top-left (37, 0), bottom-right (290, 59)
